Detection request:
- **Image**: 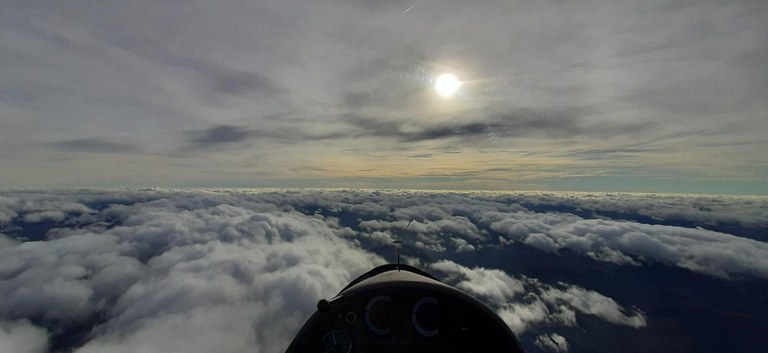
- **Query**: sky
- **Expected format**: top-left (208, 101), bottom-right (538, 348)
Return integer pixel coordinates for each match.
top-left (1, 0), bottom-right (767, 194)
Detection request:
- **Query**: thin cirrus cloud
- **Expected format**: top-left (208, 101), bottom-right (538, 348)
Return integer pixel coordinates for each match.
top-left (341, 108), bottom-right (652, 143)
top-left (186, 125), bottom-right (254, 147)
top-left (165, 57), bottom-right (284, 96)
top-left (1, 1), bottom-right (766, 191)
top-left (46, 138), bottom-right (138, 154)
top-left (185, 124), bottom-right (346, 149)
top-left (0, 189), bottom-right (766, 353)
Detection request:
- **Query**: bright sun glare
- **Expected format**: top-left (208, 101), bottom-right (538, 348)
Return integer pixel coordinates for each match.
top-left (434, 73), bottom-right (462, 97)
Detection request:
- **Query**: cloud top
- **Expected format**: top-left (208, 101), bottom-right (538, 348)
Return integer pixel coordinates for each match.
top-left (0, 189), bottom-right (765, 352)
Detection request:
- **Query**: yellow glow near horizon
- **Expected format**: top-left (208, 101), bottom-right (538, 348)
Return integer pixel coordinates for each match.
top-left (434, 73), bottom-right (462, 97)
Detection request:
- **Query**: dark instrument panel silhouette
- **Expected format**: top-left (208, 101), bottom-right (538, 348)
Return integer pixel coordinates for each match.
top-left (286, 264), bottom-right (525, 353)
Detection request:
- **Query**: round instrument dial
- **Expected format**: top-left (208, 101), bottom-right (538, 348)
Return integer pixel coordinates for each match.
top-left (412, 297), bottom-right (439, 337)
top-left (364, 295), bottom-right (392, 335)
top-left (321, 330), bottom-right (352, 353)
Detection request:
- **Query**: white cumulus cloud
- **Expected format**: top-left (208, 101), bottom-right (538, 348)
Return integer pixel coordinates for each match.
top-left (535, 333), bottom-right (570, 352)
top-left (429, 261), bottom-right (646, 334)
top-left (0, 320), bottom-right (49, 353)
top-left (0, 189), bottom-right (764, 353)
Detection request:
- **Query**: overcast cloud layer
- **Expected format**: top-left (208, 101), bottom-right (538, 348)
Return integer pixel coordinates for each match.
top-left (1, 189), bottom-right (766, 353)
top-left (1, 0), bottom-right (767, 193)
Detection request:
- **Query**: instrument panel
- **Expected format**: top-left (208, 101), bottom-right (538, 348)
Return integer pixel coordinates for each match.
top-left (308, 289), bottom-right (516, 353)
top-left (286, 265), bottom-right (524, 353)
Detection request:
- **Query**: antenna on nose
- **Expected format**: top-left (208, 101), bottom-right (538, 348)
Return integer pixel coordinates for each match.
top-left (394, 220), bottom-right (412, 271)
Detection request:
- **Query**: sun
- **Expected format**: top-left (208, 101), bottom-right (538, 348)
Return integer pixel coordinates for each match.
top-left (434, 73), bottom-right (462, 97)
